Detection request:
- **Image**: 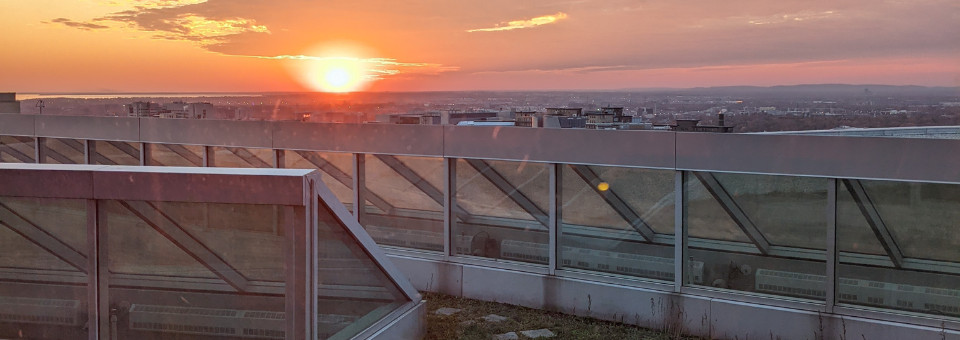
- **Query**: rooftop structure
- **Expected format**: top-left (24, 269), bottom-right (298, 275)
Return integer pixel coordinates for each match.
top-left (0, 93), bottom-right (20, 114)
top-left (1, 113), bottom-right (959, 339)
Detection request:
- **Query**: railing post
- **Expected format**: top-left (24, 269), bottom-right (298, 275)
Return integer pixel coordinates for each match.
top-left (353, 153), bottom-right (366, 220)
top-left (35, 137), bottom-right (45, 163)
top-left (549, 163), bottom-right (560, 275)
top-left (203, 145), bottom-right (214, 167)
top-left (94, 201), bottom-right (110, 340)
top-left (284, 205), bottom-right (309, 340)
top-left (84, 140), bottom-right (93, 164)
top-left (86, 199), bottom-right (100, 340)
top-left (443, 157), bottom-right (456, 259)
top-left (674, 171), bottom-right (686, 293)
top-left (274, 149), bottom-right (285, 168)
top-left (140, 143), bottom-right (149, 166)
top-left (826, 178), bottom-right (838, 312)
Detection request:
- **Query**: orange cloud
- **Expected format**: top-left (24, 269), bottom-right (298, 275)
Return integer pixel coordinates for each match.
top-left (467, 12), bottom-right (568, 32)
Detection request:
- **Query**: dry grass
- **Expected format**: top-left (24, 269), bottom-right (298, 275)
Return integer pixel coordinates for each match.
top-left (424, 292), bottom-right (700, 340)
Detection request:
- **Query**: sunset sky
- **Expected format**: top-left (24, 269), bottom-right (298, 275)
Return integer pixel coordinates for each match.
top-left (1, 0), bottom-right (958, 93)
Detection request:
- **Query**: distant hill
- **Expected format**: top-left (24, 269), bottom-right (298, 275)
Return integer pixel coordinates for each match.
top-left (661, 84), bottom-right (958, 97)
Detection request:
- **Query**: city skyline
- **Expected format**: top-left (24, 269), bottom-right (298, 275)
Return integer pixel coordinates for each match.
top-left (2, 0), bottom-right (958, 93)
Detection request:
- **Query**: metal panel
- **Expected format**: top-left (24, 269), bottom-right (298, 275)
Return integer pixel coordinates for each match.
top-left (273, 122), bottom-right (443, 156)
top-left (35, 115), bottom-right (139, 141)
top-left (444, 126), bottom-right (676, 168)
top-left (0, 163), bottom-right (96, 198)
top-left (0, 114), bottom-right (35, 136)
top-left (140, 118), bottom-right (273, 148)
top-left (677, 133), bottom-right (960, 183)
top-left (92, 166), bottom-right (313, 205)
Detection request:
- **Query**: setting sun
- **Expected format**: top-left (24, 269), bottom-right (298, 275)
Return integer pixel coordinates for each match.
top-left (307, 58), bottom-right (368, 93)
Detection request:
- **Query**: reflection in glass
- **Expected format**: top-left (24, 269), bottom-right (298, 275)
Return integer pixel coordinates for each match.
top-left (102, 200), bottom-right (286, 339)
top-left (454, 159), bottom-right (549, 264)
top-left (684, 172), bottom-right (827, 300)
top-left (317, 202), bottom-right (407, 339)
top-left (40, 138), bottom-right (84, 164)
top-left (0, 136), bottom-right (36, 163)
top-left (363, 155), bottom-right (444, 252)
top-left (146, 144), bottom-right (203, 167)
top-left (92, 141), bottom-right (141, 165)
top-left (284, 150), bottom-right (354, 211)
top-left (0, 197), bottom-right (88, 339)
top-left (560, 165), bottom-right (676, 281)
top-left (838, 180), bottom-right (960, 317)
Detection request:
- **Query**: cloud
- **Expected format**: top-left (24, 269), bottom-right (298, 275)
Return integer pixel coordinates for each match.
top-left (741, 10), bottom-right (839, 25)
top-left (94, 8), bottom-right (269, 45)
top-left (47, 18), bottom-right (110, 30)
top-left (467, 12), bottom-right (568, 32)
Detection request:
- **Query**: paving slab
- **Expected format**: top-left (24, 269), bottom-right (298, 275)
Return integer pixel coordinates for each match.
top-left (481, 314), bottom-right (509, 323)
top-left (519, 328), bottom-right (556, 338)
top-left (492, 332), bottom-right (519, 340)
top-left (434, 307), bottom-right (462, 316)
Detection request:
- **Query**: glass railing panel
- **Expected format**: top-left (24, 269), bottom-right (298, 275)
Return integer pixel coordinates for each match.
top-left (40, 138), bottom-right (84, 164)
top-left (684, 172), bottom-right (827, 300)
top-left (454, 158), bottom-right (549, 264)
top-left (145, 143), bottom-right (204, 167)
top-left (92, 140), bottom-right (140, 165)
top-left (362, 155), bottom-right (444, 252)
top-left (284, 150), bottom-right (353, 211)
top-left (560, 165), bottom-right (676, 280)
top-left (211, 146), bottom-right (275, 168)
top-left (0, 136), bottom-right (36, 163)
top-left (0, 197), bottom-right (88, 339)
top-left (317, 202), bottom-right (408, 339)
top-left (838, 179), bottom-right (960, 318)
top-left (102, 200), bottom-right (287, 339)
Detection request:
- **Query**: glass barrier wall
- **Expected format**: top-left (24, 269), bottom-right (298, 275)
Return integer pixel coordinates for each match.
top-left (102, 200), bottom-right (287, 339)
top-left (362, 155), bottom-right (445, 252)
top-left (0, 136), bottom-right (35, 163)
top-left (317, 203), bottom-right (408, 338)
top-left (837, 180), bottom-right (960, 318)
top-left (684, 172), bottom-right (828, 300)
top-left (284, 150), bottom-right (354, 212)
top-left (210, 147), bottom-right (275, 168)
top-left (455, 158), bottom-right (550, 264)
top-left (145, 143), bottom-right (204, 167)
top-left (0, 196), bottom-right (88, 339)
top-left (560, 165), bottom-right (676, 281)
top-left (92, 140), bottom-right (141, 166)
top-left (40, 138), bottom-right (84, 164)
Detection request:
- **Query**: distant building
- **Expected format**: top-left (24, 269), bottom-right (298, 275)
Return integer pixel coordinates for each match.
top-left (664, 113), bottom-right (733, 133)
top-left (0, 93), bottom-right (19, 114)
top-left (387, 111), bottom-right (498, 125)
top-left (545, 108), bottom-right (583, 117)
top-left (127, 101), bottom-right (214, 118)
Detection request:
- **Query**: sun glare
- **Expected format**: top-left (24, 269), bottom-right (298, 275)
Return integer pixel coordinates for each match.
top-left (288, 41), bottom-right (379, 93)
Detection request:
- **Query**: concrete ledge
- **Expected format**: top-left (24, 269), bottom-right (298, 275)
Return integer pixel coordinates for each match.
top-left (388, 253), bottom-right (960, 340)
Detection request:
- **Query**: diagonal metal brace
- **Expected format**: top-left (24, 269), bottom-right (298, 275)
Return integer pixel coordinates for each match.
top-left (224, 147), bottom-right (272, 168)
top-left (0, 144), bottom-right (35, 163)
top-left (119, 200), bottom-right (249, 292)
top-left (0, 201), bottom-right (88, 273)
top-left (842, 179), bottom-right (904, 268)
top-left (569, 164), bottom-right (655, 242)
top-left (105, 141), bottom-right (142, 161)
top-left (374, 154), bottom-right (473, 221)
top-left (160, 144), bottom-right (203, 166)
top-left (464, 158), bottom-right (549, 228)
top-left (295, 151), bottom-right (396, 214)
top-left (693, 171), bottom-right (772, 255)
